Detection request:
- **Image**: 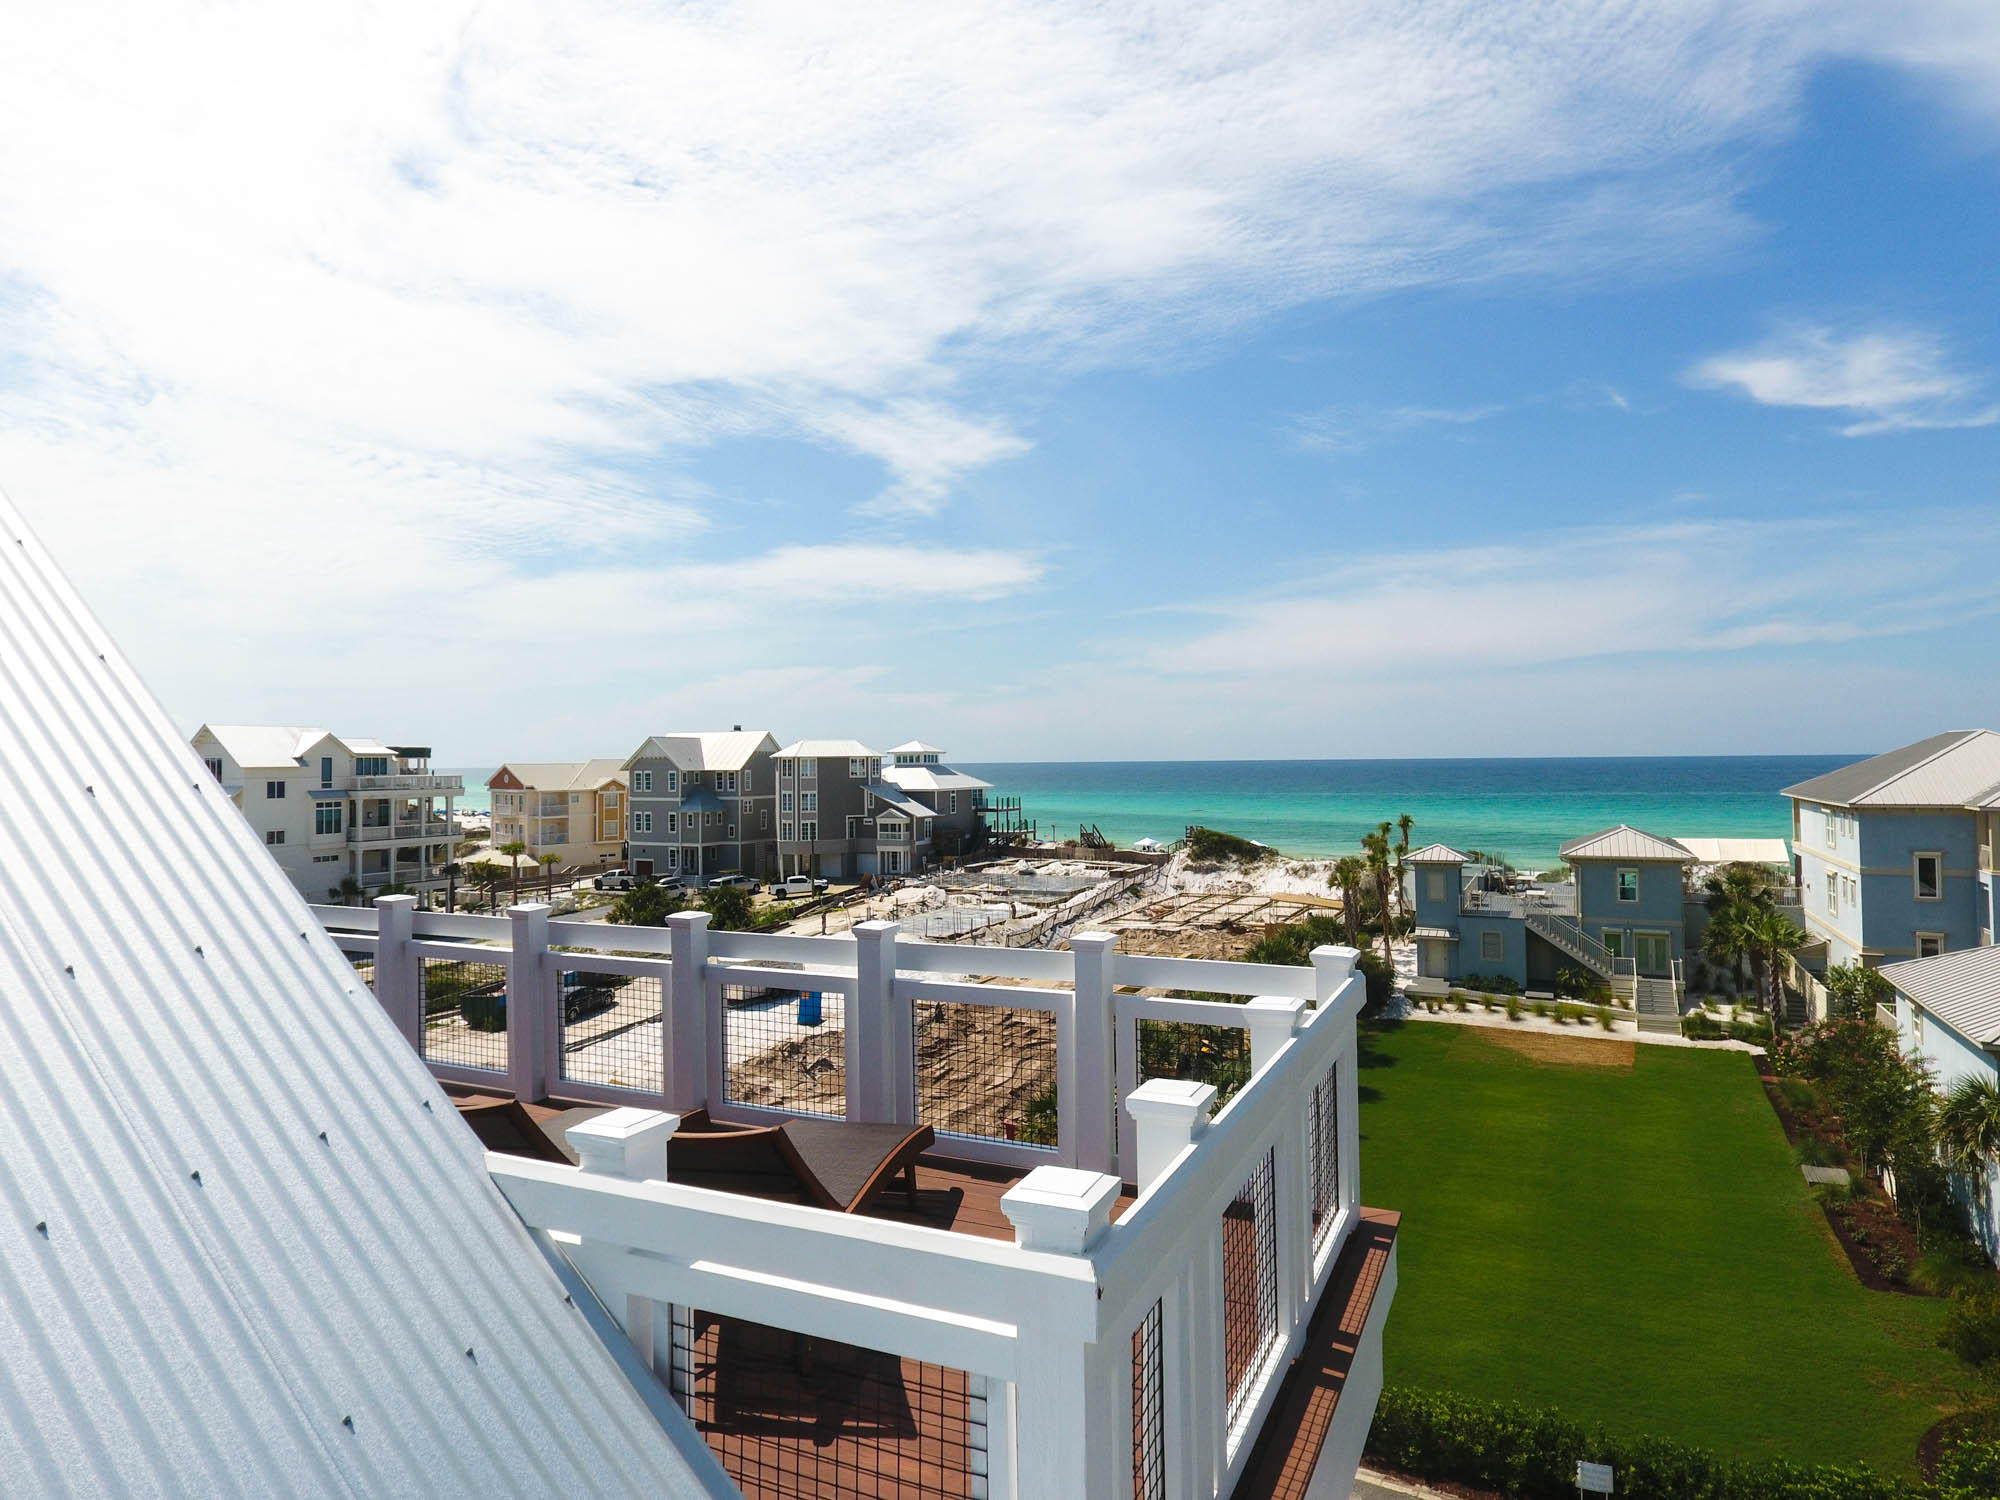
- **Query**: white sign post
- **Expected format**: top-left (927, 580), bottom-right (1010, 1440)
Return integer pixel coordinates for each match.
top-left (1577, 1460), bottom-right (1614, 1496)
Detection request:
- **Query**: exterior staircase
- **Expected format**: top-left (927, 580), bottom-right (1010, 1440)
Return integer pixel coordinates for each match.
top-left (1523, 911), bottom-right (1639, 1004)
top-left (1634, 977), bottom-right (1683, 1036)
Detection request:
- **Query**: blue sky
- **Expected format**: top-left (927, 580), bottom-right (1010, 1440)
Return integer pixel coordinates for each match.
top-left (2, 5), bottom-right (1997, 761)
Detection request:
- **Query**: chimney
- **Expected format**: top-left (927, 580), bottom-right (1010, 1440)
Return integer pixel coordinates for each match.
top-left (733, 724), bottom-right (741, 731)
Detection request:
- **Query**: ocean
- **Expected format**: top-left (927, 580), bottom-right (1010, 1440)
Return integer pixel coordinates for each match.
top-left (956, 756), bottom-right (1847, 869)
top-left (445, 755), bottom-right (1847, 869)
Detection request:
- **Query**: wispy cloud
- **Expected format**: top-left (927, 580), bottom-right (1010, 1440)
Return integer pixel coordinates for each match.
top-left (1290, 403), bottom-right (1507, 454)
top-left (1687, 324), bottom-right (2000, 435)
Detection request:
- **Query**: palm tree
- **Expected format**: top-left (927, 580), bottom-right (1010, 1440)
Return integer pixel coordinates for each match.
top-left (1361, 824), bottom-right (1395, 968)
top-left (335, 875), bottom-right (363, 908)
top-left (1393, 813), bottom-right (1414, 919)
top-left (1328, 855), bottom-right (1366, 947)
top-left (498, 840), bottom-right (527, 905)
top-left (539, 853), bottom-right (562, 901)
top-left (469, 864), bottom-right (507, 913)
top-left (1743, 906), bottom-right (1808, 1016)
top-left (1938, 1076), bottom-right (2000, 1175)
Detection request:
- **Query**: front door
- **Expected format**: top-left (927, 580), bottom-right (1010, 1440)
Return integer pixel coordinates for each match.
top-left (1421, 939), bottom-right (1452, 978)
top-left (1634, 931), bottom-right (1671, 976)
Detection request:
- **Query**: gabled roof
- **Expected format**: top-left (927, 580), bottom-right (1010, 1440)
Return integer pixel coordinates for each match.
top-left (881, 764), bottom-right (991, 794)
top-left (1558, 826), bottom-right (1693, 862)
top-left (490, 758), bottom-right (626, 792)
top-left (625, 730), bottom-right (776, 772)
top-left (1405, 843), bottom-right (1470, 865)
top-left (1781, 731), bottom-right (2000, 808)
top-left (2, 496), bottom-right (722, 1495)
top-left (1882, 945), bottom-right (2000, 1046)
top-left (197, 722), bottom-right (325, 768)
top-left (773, 738), bottom-right (883, 759)
top-left (865, 783), bottom-right (937, 820)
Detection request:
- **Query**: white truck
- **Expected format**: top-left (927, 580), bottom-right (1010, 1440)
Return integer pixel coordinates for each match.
top-left (773, 875), bottom-right (830, 899)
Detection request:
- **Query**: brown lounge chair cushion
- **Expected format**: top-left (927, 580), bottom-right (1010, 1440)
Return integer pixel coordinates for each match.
top-left (453, 1097), bottom-right (571, 1165)
top-left (669, 1118), bottom-right (935, 1214)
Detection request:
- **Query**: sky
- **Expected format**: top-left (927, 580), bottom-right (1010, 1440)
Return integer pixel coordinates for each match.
top-left (2, 2), bottom-right (1998, 763)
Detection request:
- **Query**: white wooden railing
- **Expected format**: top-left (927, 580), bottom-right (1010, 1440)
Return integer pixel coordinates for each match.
top-left (314, 898), bottom-right (1391, 1499)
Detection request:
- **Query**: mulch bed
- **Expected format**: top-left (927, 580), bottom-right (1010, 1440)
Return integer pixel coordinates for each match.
top-left (1756, 1067), bottom-right (1927, 1295)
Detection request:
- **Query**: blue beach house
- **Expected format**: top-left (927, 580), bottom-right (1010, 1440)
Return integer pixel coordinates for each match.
top-left (1783, 731), bottom-right (2000, 969)
top-left (1408, 828), bottom-right (1695, 1032)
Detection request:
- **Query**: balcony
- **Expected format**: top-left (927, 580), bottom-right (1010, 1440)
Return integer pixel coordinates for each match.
top-left (354, 772), bottom-right (464, 794)
top-left (309, 907), bottom-right (1395, 1500)
top-left (349, 819), bottom-right (454, 845)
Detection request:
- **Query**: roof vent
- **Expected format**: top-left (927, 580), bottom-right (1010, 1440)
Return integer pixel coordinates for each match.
top-left (733, 724), bottom-right (741, 731)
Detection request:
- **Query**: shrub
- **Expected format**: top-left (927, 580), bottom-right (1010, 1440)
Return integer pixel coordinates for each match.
top-left (1530, 1000), bottom-right (1550, 1019)
top-left (1185, 826), bottom-right (1273, 864)
top-left (1940, 1293), bottom-right (2000, 1372)
top-left (1451, 994), bottom-right (1469, 1013)
top-left (1826, 962), bottom-right (1897, 1022)
top-left (1556, 1003), bottom-right (1586, 1026)
top-left (1778, 1077), bottom-right (1817, 1112)
top-left (1355, 949), bottom-right (1395, 1009)
top-left (1458, 972), bottom-right (1524, 995)
top-left (1595, 1005), bottom-right (1614, 1032)
top-left (1913, 1240), bottom-right (1992, 1298)
top-left (1793, 1135), bottom-right (1839, 1168)
top-left (1505, 995), bottom-right (1523, 1021)
top-left (607, 883), bottom-right (691, 926)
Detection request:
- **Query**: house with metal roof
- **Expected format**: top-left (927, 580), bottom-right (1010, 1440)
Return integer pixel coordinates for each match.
top-left (774, 737), bottom-right (999, 878)
top-left (3, 495), bottom-right (731, 1497)
top-left (1883, 944), bottom-right (2000, 1265)
top-left (190, 723), bottom-right (463, 905)
top-left (488, 759), bottom-right (627, 872)
top-left (622, 729), bottom-right (780, 883)
top-left (1783, 731), bottom-right (2000, 968)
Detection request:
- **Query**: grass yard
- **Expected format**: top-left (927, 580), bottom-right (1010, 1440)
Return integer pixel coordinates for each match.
top-left (1357, 1021), bottom-right (1976, 1476)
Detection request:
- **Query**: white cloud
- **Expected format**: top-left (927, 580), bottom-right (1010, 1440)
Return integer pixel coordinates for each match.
top-left (1290, 403), bottom-right (1507, 453)
top-left (1687, 325), bottom-right (2000, 435)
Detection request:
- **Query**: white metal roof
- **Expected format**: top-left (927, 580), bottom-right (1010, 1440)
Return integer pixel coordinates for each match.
top-left (625, 730), bottom-right (776, 772)
top-left (197, 722), bottom-right (326, 768)
top-left (889, 740), bottom-right (945, 754)
top-left (1781, 731), bottom-right (2000, 808)
top-left (1405, 843), bottom-right (1469, 865)
top-left (773, 738), bottom-right (884, 759)
top-left (881, 764), bottom-right (992, 794)
top-left (1882, 945), bottom-right (2000, 1046)
top-left (490, 759), bottom-right (627, 793)
top-left (1674, 837), bottom-right (1792, 866)
top-left (1558, 826), bottom-right (1693, 862)
top-left (865, 783), bottom-right (938, 820)
top-left (0, 493), bottom-right (725, 1497)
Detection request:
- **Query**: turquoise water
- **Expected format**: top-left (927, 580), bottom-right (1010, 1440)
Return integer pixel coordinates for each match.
top-left (957, 756), bottom-right (1847, 869)
top-left (441, 769), bottom-right (496, 814)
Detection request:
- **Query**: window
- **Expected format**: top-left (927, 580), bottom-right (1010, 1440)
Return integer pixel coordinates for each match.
top-left (603, 791), bottom-right (619, 807)
top-left (634, 770), bottom-right (652, 793)
top-left (1917, 932), bottom-right (1945, 959)
top-left (354, 756), bottom-right (388, 777)
top-left (725, 771), bottom-right (737, 792)
top-left (320, 756), bottom-right (333, 787)
top-left (1826, 877), bottom-right (1838, 917)
top-left (1915, 853), bottom-right (1942, 901)
top-left (266, 780), bottom-right (286, 799)
top-left (727, 824), bottom-right (737, 839)
top-left (759, 809), bottom-right (768, 831)
top-left (801, 792), bottom-right (818, 813)
top-left (1824, 806), bottom-right (1837, 850)
top-left (1913, 1006), bottom-right (1925, 1045)
top-left (1424, 870), bottom-right (1447, 903)
top-left (1479, 931), bottom-right (1503, 962)
top-left (709, 811), bottom-right (721, 828)
top-left (782, 791), bottom-right (793, 812)
top-left (314, 804), bottom-right (343, 836)
top-left (666, 769), bottom-right (678, 793)
top-left (799, 820), bottom-right (817, 841)
top-left (634, 811), bottom-right (652, 834)
top-left (782, 760), bottom-right (794, 779)
top-left (264, 830), bottom-right (285, 846)
top-left (849, 757), bottom-right (863, 777)
top-left (667, 848), bottom-right (679, 870)
top-left (782, 821), bottom-right (795, 841)
top-left (313, 853), bottom-right (339, 864)
top-left (1616, 869), bottom-right (1639, 902)
top-left (847, 816), bottom-right (862, 839)
top-left (949, 791), bottom-right (958, 814)
top-left (800, 758), bottom-right (817, 778)
top-left (203, 756), bottom-right (223, 779)
top-left (742, 769), bottom-right (752, 792)
top-left (570, 792), bottom-right (581, 804)
top-left (667, 813), bottom-right (677, 834)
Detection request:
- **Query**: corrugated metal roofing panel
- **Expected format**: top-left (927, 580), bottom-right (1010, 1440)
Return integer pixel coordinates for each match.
top-left (1405, 843), bottom-right (1469, 865)
top-left (1882, 946), bottom-right (2000, 1046)
top-left (772, 738), bottom-right (883, 759)
top-left (0, 494), bottom-right (724, 1497)
top-left (627, 731), bottom-right (776, 771)
top-left (1674, 837), bottom-right (1792, 865)
top-left (1557, 826), bottom-right (1693, 861)
top-left (1780, 731), bottom-right (2000, 807)
top-left (880, 765), bottom-right (991, 794)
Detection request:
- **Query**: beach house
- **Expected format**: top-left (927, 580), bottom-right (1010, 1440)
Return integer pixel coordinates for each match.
top-left (774, 737), bottom-right (995, 878)
top-left (488, 759), bottom-right (627, 872)
top-left (190, 723), bottom-right (462, 903)
top-left (623, 729), bottom-right (781, 883)
top-left (1783, 731), bottom-right (2000, 968)
top-left (1409, 828), bottom-right (1696, 1030)
top-left (880, 740), bottom-right (994, 859)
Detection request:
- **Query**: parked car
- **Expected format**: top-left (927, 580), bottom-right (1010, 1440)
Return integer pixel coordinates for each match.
top-left (774, 875), bottom-right (830, 899)
top-left (706, 873), bottom-right (759, 892)
top-left (596, 869), bottom-right (638, 892)
top-left (558, 970), bottom-right (620, 1024)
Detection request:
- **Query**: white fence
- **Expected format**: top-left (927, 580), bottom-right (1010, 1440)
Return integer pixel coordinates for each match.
top-left (314, 897), bottom-right (1391, 1498)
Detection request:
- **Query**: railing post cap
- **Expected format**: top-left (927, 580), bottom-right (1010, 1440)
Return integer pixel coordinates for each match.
top-left (852, 918), bottom-right (899, 937)
top-left (567, 1107), bottom-right (680, 1182)
top-left (1000, 1166), bottom-right (1122, 1254)
top-left (1310, 944), bottom-right (1360, 973)
top-left (1125, 1077), bottom-right (1216, 1125)
top-left (1067, 930), bottom-right (1118, 952)
top-left (374, 893), bottom-right (417, 910)
top-left (507, 901), bottom-right (552, 918)
top-left (1244, 993), bottom-right (1309, 1021)
top-left (666, 909), bottom-right (712, 930)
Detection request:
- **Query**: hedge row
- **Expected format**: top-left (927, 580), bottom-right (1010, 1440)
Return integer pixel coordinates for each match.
top-left (1365, 1387), bottom-right (2000, 1500)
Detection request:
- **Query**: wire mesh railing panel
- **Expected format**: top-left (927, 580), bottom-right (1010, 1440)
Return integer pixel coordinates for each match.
top-left (339, 949), bottom-right (376, 993)
top-left (1135, 1018), bottom-right (1252, 1108)
top-left (722, 984), bottom-right (846, 1117)
top-left (1310, 1058), bottom-right (1342, 1260)
top-left (558, 968), bottom-right (664, 1095)
top-left (912, 1000), bottom-right (1058, 1148)
top-left (418, 954), bottom-right (509, 1072)
top-left (673, 1309), bottom-right (976, 1500)
top-left (1131, 1299), bottom-right (1165, 1500)
top-left (1222, 1146), bottom-right (1279, 1437)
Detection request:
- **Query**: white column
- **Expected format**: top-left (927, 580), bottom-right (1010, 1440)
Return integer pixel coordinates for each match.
top-left (1311, 944), bottom-right (1360, 1008)
top-left (1125, 1079), bottom-right (1215, 1195)
top-left (373, 893), bottom-right (418, 1050)
top-left (567, 1108), bottom-right (679, 1381)
top-left (1243, 994), bottom-right (1307, 1075)
top-left (1064, 931), bottom-right (1118, 1175)
top-left (847, 919), bottom-right (903, 1122)
top-left (666, 911), bottom-right (711, 1113)
top-left (506, 903), bottom-right (552, 1102)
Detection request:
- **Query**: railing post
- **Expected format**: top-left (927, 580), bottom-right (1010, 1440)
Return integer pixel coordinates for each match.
top-left (567, 1109), bottom-right (679, 1381)
top-left (1310, 944), bottom-right (1359, 1008)
top-left (373, 894), bottom-right (419, 1050)
top-left (1064, 931), bottom-right (1118, 1175)
top-left (847, 920), bottom-right (902, 1122)
top-left (1243, 994), bottom-right (1307, 1074)
top-left (666, 911), bottom-right (711, 1113)
top-left (1125, 1079), bottom-right (1214, 1194)
top-left (1001, 1166), bottom-right (1122, 1498)
top-left (507, 903), bottom-right (552, 1103)
top-left (1245, 995), bottom-right (1311, 1336)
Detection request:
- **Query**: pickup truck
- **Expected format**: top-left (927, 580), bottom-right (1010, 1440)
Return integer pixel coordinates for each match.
top-left (706, 873), bottom-right (760, 892)
top-left (596, 870), bottom-right (638, 891)
top-left (773, 875), bottom-right (830, 899)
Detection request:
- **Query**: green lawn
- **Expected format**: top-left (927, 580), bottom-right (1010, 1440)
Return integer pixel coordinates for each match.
top-left (1357, 1021), bottom-right (1976, 1476)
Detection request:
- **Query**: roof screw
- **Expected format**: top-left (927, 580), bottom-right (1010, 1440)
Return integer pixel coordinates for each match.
top-left (465, 1346), bottom-right (476, 1361)
top-left (318, 1131), bottom-right (329, 1144)
top-left (194, 945), bottom-right (203, 958)
top-left (422, 1100), bottom-right (432, 1112)
top-left (34, 1221), bottom-right (47, 1237)
top-left (63, 965), bottom-right (73, 976)
top-left (189, 1170), bottom-right (202, 1185)
top-left (84, 786), bottom-right (94, 797)
top-left (341, 1415), bottom-right (354, 1432)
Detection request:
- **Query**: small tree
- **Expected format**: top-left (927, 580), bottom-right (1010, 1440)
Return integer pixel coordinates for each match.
top-left (1361, 824), bottom-right (1395, 968)
top-left (1939, 1075), bottom-right (2000, 1177)
top-left (468, 864), bottom-right (508, 913)
top-left (498, 840), bottom-right (527, 905)
top-left (1824, 962), bottom-right (1895, 1022)
top-left (701, 884), bottom-right (756, 931)
top-left (1328, 856), bottom-right (1366, 948)
top-left (539, 852), bottom-right (562, 901)
top-left (607, 883), bottom-right (690, 926)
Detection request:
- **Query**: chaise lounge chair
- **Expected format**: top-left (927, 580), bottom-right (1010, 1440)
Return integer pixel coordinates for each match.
top-left (668, 1110), bottom-right (935, 1214)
